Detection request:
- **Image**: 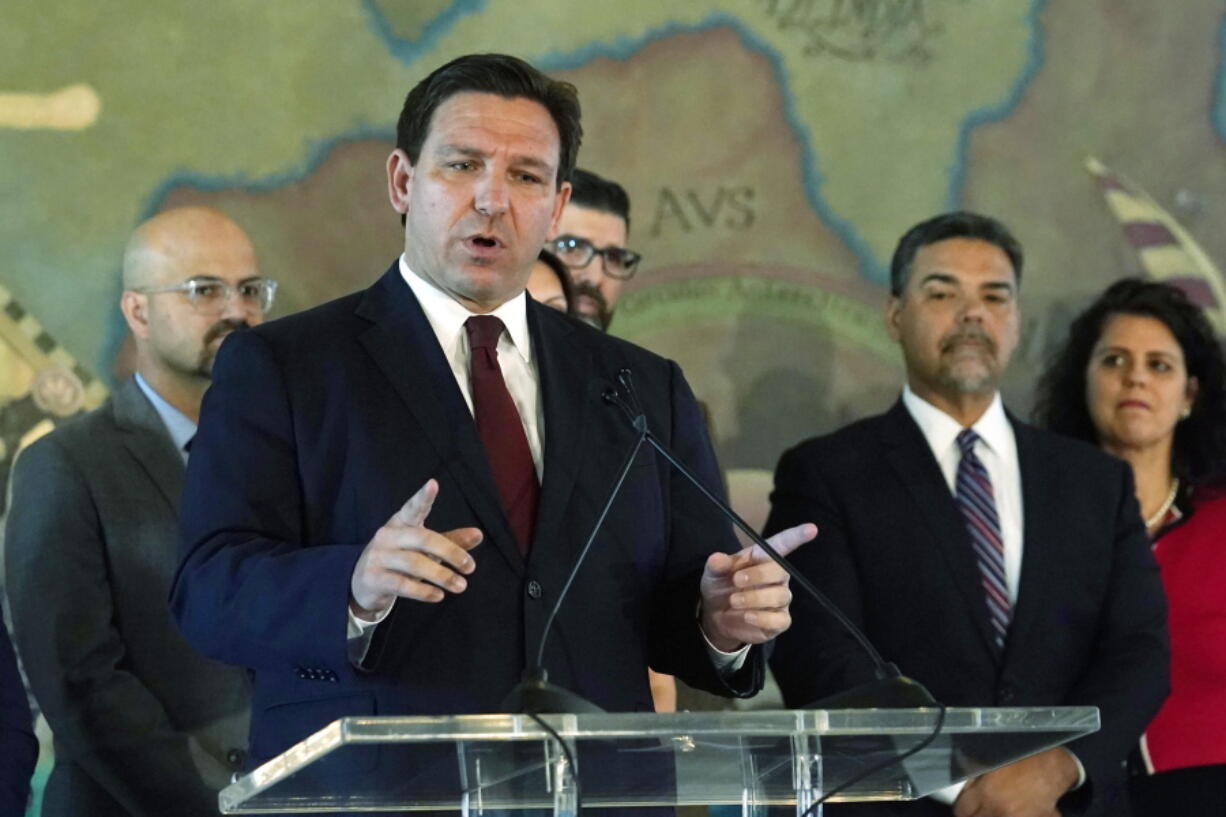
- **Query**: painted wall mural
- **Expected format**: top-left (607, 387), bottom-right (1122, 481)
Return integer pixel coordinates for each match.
top-left (3, 0), bottom-right (1225, 809)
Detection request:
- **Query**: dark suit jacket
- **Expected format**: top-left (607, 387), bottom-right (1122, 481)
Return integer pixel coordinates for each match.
top-left (5, 378), bottom-right (251, 817)
top-left (170, 265), bottom-right (761, 779)
top-left (765, 400), bottom-right (1169, 816)
top-left (0, 619), bottom-right (37, 815)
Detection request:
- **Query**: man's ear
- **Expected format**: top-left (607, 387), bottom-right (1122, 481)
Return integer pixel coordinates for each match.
top-left (387, 149), bottom-right (413, 215)
top-left (884, 295), bottom-right (903, 342)
top-left (120, 291), bottom-right (150, 339)
top-left (548, 180), bottom-right (572, 237)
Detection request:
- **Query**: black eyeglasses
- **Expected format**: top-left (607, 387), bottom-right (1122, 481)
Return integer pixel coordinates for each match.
top-left (548, 235), bottom-right (642, 280)
top-left (134, 277), bottom-right (278, 315)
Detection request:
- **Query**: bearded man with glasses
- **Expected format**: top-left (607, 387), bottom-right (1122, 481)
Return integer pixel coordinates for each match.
top-left (547, 167), bottom-right (641, 330)
top-left (5, 206), bottom-right (269, 817)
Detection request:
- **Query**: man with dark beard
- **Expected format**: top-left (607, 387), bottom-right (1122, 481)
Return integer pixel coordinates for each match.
top-left (547, 167), bottom-right (635, 330)
top-left (766, 212), bottom-right (1168, 817)
top-left (5, 207), bottom-right (270, 817)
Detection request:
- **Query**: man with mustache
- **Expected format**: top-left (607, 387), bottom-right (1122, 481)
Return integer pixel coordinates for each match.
top-left (6, 207), bottom-right (271, 816)
top-left (766, 212), bottom-right (1168, 817)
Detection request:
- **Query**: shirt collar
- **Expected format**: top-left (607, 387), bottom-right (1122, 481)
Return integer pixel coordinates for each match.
top-left (902, 384), bottom-right (1012, 459)
top-left (133, 372), bottom-right (196, 459)
top-left (399, 254), bottom-right (531, 364)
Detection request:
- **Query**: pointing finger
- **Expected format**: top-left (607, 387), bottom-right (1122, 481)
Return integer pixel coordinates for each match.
top-left (753, 523), bottom-right (816, 562)
top-left (392, 479), bottom-right (439, 528)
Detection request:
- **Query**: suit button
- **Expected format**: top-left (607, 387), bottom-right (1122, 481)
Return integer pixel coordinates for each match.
top-left (226, 749), bottom-right (246, 769)
top-left (998, 686), bottom-right (1016, 704)
top-left (527, 580), bottom-right (543, 600)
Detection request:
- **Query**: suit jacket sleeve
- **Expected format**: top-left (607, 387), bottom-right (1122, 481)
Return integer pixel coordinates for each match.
top-left (647, 360), bottom-right (764, 697)
top-left (171, 329), bottom-right (362, 675)
top-left (1061, 462), bottom-right (1169, 791)
top-left (5, 436), bottom-right (223, 817)
top-left (0, 619), bottom-right (36, 816)
top-left (763, 442), bottom-right (877, 705)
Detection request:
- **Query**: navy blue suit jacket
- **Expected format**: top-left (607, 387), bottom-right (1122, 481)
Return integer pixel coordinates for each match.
top-left (0, 621), bottom-right (37, 815)
top-left (171, 265), bottom-right (761, 776)
top-left (765, 401), bottom-right (1169, 816)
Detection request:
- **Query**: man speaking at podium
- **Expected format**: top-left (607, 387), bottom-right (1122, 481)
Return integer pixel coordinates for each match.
top-left (170, 52), bottom-right (814, 782)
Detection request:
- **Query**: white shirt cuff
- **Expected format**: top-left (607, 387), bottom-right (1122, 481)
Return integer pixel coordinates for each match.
top-left (931, 748), bottom-right (1085, 805)
top-left (1066, 748), bottom-right (1087, 790)
top-left (929, 781), bottom-right (965, 805)
top-left (699, 624), bottom-right (751, 673)
top-left (346, 600), bottom-right (395, 664)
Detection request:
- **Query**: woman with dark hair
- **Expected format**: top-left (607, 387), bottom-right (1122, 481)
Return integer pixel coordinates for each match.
top-left (526, 249), bottom-right (577, 315)
top-left (1035, 278), bottom-right (1226, 814)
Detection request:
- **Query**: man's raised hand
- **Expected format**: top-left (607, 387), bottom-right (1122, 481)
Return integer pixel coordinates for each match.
top-left (349, 479), bottom-right (483, 619)
top-left (700, 522), bottom-right (817, 651)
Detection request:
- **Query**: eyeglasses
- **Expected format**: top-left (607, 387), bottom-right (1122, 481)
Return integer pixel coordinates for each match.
top-left (135, 277), bottom-right (278, 315)
top-left (548, 235), bottom-right (642, 280)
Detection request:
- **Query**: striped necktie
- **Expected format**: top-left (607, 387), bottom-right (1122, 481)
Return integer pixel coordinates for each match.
top-left (954, 428), bottom-right (1011, 649)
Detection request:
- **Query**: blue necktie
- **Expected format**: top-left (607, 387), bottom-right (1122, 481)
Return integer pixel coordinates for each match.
top-left (955, 429), bottom-right (1011, 649)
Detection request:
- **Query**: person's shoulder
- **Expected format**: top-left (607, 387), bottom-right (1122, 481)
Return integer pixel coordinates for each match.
top-left (536, 304), bottom-right (672, 372)
top-left (20, 393), bottom-right (122, 457)
top-left (9, 397), bottom-right (124, 489)
top-left (248, 288), bottom-right (367, 347)
top-left (777, 409), bottom-right (896, 470)
top-left (1189, 484), bottom-right (1226, 518)
top-left (1010, 416), bottom-right (1124, 474)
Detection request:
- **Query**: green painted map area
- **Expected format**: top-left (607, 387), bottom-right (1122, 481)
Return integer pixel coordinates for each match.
top-left (2, 0), bottom-right (1225, 455)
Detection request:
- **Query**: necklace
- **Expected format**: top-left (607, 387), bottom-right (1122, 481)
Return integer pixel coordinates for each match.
top-left (1145, 478), bottom-right (1180, 530)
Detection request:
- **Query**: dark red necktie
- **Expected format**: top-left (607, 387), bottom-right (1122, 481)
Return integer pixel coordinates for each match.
top-left (465, 315), bottom-right (539, 555)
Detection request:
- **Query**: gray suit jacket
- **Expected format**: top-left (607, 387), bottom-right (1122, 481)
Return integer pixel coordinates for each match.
top-left (5, 377), bottom-right (249, 817)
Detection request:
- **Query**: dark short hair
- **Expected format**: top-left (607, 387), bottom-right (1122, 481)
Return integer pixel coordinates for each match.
top-left (534, 249), bottom-right (576, 314)
top-left (889, 211), bottom-right (1024, 296)
top-left (396, 53), bottom-right (583, 188)
top-left (1034, 278), bottom-right (1226, 490)
top-left (568, 168), bottom-right (631, 231)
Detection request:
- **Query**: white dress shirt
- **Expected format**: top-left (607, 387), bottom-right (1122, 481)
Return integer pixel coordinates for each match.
top-left (400, 256), bottom-right (544, 479)
top-left (901, 386), bottom-right (1084, 801)
top-left (901, 385), bottom-right (1022, 603)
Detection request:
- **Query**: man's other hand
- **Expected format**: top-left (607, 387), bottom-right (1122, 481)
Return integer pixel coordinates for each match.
top-left (953, 747), bottom-right (1080, 817)
top-left (699, 523), bottom-right (816, 651)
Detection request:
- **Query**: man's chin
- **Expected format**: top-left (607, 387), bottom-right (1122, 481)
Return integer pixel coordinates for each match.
top-left (574, 294), bottom-right (613, 331)
top-left (939, 365), bottom-right (997, 395)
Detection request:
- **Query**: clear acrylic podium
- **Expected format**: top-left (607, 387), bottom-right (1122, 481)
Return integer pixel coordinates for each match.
top-left (219, 707), bottom-right (1099, 815)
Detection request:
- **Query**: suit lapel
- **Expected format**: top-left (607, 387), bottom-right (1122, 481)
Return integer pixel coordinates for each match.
top-left (355, 265), bottom-right (523, 573)
top-left (112, 378), bottom-right (184, 514)
top-left (529, 303), bottom-right (594, 558)
top-left (1002, 419), bottom-right (1056, 667)
top-left (878, 401), bottom-right (1003, 662)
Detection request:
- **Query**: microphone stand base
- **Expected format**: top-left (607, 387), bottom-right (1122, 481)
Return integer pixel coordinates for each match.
top-left (501, 677), bottom-right (606, 715)
top-left (805, 668), bottom-right (938, 709)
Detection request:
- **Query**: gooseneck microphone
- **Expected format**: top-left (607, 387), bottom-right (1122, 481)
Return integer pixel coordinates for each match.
top-left (603, 368), bottom-right (936, 709)
top-left (499, 412), bottom-right (649, 715)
